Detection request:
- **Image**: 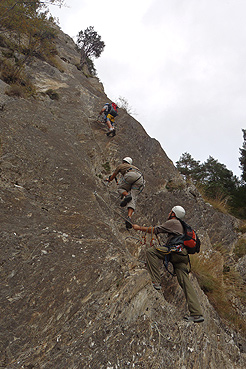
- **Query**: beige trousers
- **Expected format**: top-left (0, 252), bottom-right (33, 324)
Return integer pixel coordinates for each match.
top-left (117, 171), bottom-right (144, 210)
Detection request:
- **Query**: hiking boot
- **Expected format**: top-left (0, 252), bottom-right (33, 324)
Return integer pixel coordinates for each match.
top-left (125, 216), bottom-right (132, 229)
top-left (152, 282), bottom-right (161, 290)
top-left (183, 315), bottom-right (204, 323)
top-left (120, 194), bottom-right (132, 207)
top-left (106, 128), bottom-right (116, 137)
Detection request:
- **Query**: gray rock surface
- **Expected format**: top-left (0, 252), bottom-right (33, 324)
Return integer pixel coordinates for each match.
top-left (0, 26), bottom-right (245, 368)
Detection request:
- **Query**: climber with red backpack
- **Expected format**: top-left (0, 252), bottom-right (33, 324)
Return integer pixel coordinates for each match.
top-left (99, 102), bottom-right (118, 137)
top-left (132, 205), bottom-right (204, 323)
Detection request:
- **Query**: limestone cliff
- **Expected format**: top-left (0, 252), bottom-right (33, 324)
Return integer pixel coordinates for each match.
top-left (0, 27), bottom-right (245, 368)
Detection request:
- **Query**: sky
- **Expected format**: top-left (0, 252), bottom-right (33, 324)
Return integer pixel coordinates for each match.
top-left (49, 0), bottom-right (246, 178)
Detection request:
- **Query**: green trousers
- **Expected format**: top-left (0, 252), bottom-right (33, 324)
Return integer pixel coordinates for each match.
top-left (146, 246), bottom-right (203, 316)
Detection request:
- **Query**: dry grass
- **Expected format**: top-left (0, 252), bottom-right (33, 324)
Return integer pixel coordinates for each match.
top-left (5, 84), bottom-right (26, 98)
top-left (204, 197), bottom-right (229, 214)
top-left (196, 184), bottom-right (230, 214)
top-left (5, 82), bottom-right (36, 98)
top-left (233, 238), bottom-right (246, 260)
top-left (191, 254), bottom-right (246, 333)
top-left (101, 161), bottom-right (111, 174)
top-left (212, 242), bottom-right (228, 256)
top-left (198, 186), bottom-right (229, 214)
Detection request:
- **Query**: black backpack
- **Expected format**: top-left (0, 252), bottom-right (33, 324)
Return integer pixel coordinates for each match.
top-left (168, 219), bottom-right (201, 254)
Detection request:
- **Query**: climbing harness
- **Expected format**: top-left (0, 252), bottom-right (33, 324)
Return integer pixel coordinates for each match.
top-left (155, 234), bottom-right (177, 277)
top-left (154, 233), bottom-right (193, 277)
top-left (131, 175), bottom-right (145, 192)
top-left (120, 172), bottom-right (145, 193)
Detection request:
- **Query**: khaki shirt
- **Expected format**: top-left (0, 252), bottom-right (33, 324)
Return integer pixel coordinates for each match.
top-left (154, 218), bottom-right (184, 244)
top-left (113, 163), bottom-right (140, 176)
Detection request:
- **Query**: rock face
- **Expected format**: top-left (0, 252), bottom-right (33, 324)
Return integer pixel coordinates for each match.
top-left (0, 27), bottom-right (245, 368)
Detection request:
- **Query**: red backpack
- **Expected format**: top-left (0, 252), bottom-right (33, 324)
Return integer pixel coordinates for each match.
top-left (168, 219), bottom-right (201, 254)
top-left (108, 103), bottom-right (118, 117)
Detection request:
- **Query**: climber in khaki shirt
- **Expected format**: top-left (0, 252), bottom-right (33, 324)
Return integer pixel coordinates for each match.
top-left (106, 157), bottom-right (145, 229)
top-left (132, 205), bottom-right (204, 323)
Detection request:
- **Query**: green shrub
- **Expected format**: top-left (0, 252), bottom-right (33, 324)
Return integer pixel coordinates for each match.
top-left (102, 161), bottom-right (111, 173)
top-left (0, 2), bottom-right (59, 76)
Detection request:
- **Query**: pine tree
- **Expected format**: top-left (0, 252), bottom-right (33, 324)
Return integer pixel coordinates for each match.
top-left (76, 26), bottom-right (105, 75)
top-left (239, 129), bottom-right (246, 183)
top-left (176, 152), bottom-right (201, 182)
top-left (200, 156), bottom-right (239, 200)
top-left (176, 153), bottom-right (239, 202)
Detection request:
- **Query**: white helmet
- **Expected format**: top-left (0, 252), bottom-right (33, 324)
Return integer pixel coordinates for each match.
top-left (123, 157), bottom-right (132, 165)
top-left (172, 205), bottom-right (185, 219)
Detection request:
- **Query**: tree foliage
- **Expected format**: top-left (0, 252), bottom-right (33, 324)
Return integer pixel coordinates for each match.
top-left (177, 153), bottom-right (239, 203)
top-left (229, 129), bottom-right (246, 218)
top-left (200, 156), bottom-right (239, 197)
top-left (229, 185), bottom-right (246, 219)
top-left (176, 152), bottom-right (201, 182)
top-left (0, 1), bottom-right (64, 25)
top-left (76, 26), bottom-right (105, 75)
top-left (76, 26), bottom-right (105, 59)
top-left (176, 151), bottom-right (246, 218)
top-left (239, 128), bottom-right (246, 183)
